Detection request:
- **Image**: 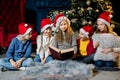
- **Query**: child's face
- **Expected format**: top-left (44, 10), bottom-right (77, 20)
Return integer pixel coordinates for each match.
top-left (79, 32), bottom-right (88, 40)
top-left (59, 20), bottom-right (68, 32)
top-left (97, 20), bottom-right (107, 32)
top-left (43, 27), bottom-right (52, 36)
top-left (24, 31), bottom-right (32, 40)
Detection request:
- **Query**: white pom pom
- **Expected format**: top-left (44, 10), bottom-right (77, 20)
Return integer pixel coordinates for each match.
top-left (109, 14), bottom-right (113, 18)
top-left (24, 24), bottom-right (28, 27)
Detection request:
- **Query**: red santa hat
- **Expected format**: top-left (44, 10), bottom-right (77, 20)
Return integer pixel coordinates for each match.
top-left (41, 18), bottom-right (53, 33)
top-left (97, 11), bottom-right (112, 26)
top-left (53, 13), bottom-right (70, 30)
top-left (18, 23), bottom-right (32, 36)
top-left (80, 25), bottom-right (94, 38)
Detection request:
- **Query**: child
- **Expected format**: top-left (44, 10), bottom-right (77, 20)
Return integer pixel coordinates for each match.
top-left (51, 13), bottom-right (77, 60)
top-left (92, 11), bottom-right (120, 68)
top-left (34, 18), bottom-right (53, 64)
top-left (0, 23), bottom-right (33, 71)
top-left (77, 25), bottom-right (96, 64)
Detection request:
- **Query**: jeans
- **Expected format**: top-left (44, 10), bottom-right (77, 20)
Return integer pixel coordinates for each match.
top-left (0, 58), bottom-right (33, 70)
top-left (94, 60), bottom-right (116, 67)
top-left (81, 53), bottom-right (95, 64)
top-left (34, 54), bottom-right (53, 63)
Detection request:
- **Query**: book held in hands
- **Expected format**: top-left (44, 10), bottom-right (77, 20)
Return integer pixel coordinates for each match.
top-left (49, 45), bottom-right (74, 60)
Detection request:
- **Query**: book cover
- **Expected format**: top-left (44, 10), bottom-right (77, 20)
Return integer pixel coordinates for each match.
top-left (49, 45), bottom-right (74, 60)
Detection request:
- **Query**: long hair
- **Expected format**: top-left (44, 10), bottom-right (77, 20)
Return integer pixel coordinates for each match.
top-left (55, 20), bottom-right (73, 43)
top-left (95, 24), bottom-right (117, 36)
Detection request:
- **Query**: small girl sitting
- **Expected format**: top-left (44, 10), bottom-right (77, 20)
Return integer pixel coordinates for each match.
top-left (34, 18), bottom-right (53, 64)
top-left (92, 11), bottom-right (120, 68)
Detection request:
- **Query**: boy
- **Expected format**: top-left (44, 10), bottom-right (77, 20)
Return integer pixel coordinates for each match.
top-left (0, 23), bottom-right (33, 71)
top-left (77, 25), bottom-right (96, 64)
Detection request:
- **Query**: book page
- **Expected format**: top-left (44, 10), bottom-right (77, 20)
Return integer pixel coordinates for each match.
top-left (61, 48), bottom-right (74, 54)
top-left (49, 45), bottom-right (74, 60)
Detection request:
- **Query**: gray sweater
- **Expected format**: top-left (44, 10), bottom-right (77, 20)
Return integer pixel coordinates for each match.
top-left (92, 33), bottom-right (120, 61)
top-left (51, 33), bottom-right (77, 53)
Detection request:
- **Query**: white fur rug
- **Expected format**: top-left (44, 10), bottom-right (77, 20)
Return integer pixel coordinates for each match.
top-left (20, 60), bottom-right (94, 80)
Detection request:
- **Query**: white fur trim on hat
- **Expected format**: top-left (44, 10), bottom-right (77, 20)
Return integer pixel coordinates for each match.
top-left (23, 27), bottom-right (32, 37)
top-left (41, 23), bottom-right (53, 33)
top-left (80, 28), bottom-right (89, 38)
top-left (56, 16), bottom-right (70, 30)
top-left (97, 18), bottom-right (110, 26)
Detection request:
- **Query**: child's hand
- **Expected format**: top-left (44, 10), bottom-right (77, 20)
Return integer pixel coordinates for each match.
top-left (16, 60), bottom-right (22, 68)
top-left (93, 41), bottom-right (99, 48)
top-left (41, 60), bottom-right (45, 64)
top-left (16, 57), bottom-right (25, 68)
top-left (112, 53), bottom-right (118, 58)
top-left (11, 62), bottom-right (18, 68)
top-left (72, 53), bottom-right (77, 59)
top-left (41, 59), bottom-right (45, 64)
top-left (48, 49), bottom-right (52, 55)
top-left (10, 59), bottom-right (18, 68)
top-left (101, 48), bottom-right (113, 54)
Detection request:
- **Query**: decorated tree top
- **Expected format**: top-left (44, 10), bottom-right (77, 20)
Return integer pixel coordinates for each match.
top-left (48, 0), bottom-right (120, 32)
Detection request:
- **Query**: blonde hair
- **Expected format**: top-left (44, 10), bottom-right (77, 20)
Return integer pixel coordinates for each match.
top-left (55, 20), bottom-right (73, 43)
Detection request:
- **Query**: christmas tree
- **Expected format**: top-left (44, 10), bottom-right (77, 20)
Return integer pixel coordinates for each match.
top-left (48, 0), bottom-right (120, 32)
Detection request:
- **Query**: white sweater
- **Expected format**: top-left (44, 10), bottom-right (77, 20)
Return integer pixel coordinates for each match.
top-left (92, 33), bottom-right (120, 61)
top-left (36, 35), bottom-right (54, 59)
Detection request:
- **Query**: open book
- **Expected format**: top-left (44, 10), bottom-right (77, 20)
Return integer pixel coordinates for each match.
top-left (49, 45), bottom-right (74, 60)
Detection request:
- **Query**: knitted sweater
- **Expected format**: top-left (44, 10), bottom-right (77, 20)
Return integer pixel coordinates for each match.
top-left (92, 33), bottom-right (120, 61)
top-left (51, 33), bottom-right (77, 53)
top-left (36, 35), bottom-right (54, 59)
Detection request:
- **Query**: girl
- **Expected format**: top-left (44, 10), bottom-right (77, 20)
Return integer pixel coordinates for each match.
top-left (34, 18), bottom-right (53, 64)
top-left (51, 14), bottom-right (77, 60)
top-left (92, 11), bottom-right (120, 68)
